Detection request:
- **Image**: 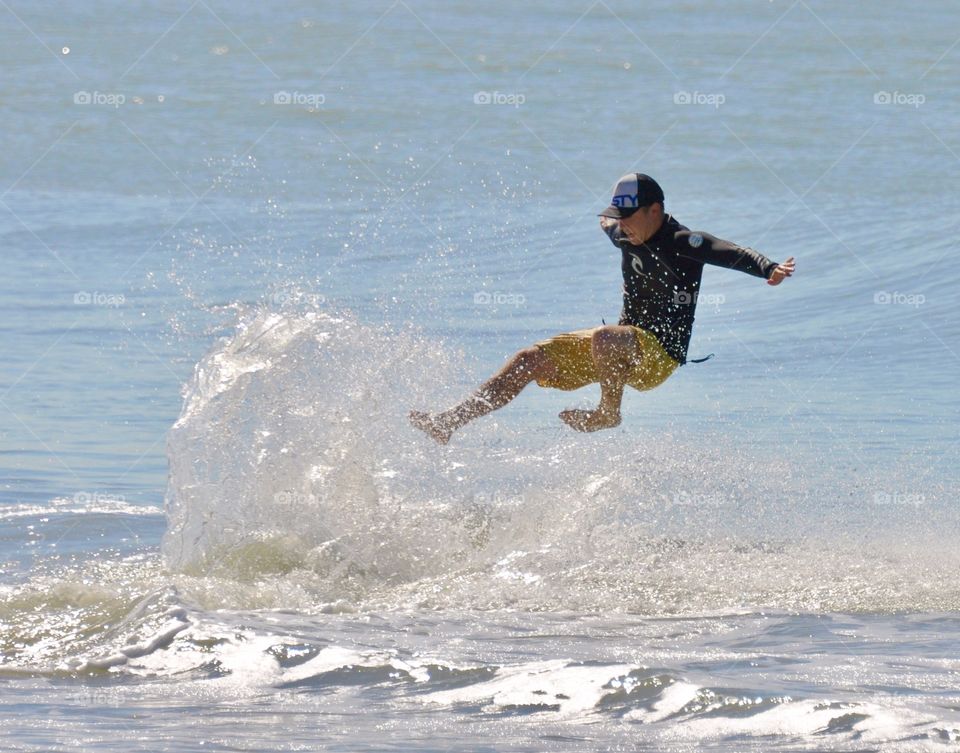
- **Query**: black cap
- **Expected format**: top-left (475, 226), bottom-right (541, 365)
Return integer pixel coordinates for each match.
top-left (598, 173), bottom-right (665, 219)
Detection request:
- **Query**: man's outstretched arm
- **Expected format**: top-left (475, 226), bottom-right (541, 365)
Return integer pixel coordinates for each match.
top-left (675, 230), bottom-right (795, 283)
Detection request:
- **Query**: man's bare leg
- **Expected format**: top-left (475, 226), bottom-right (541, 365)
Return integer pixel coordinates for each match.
top-left (560, 325), bottom-right (639, 432)
top-left (410, 345), bottom-right (558, 444)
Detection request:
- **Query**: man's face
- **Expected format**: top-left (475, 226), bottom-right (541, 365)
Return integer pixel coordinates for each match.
top-left (618, 203), bottom-right (664, 244)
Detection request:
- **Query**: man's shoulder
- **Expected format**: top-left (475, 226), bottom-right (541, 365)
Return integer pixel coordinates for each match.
top-left (663, 217), bottom-right (704, 250)
top-left (672, 229), bottom-right (709, 251)
top-left (667, 216), bottom-right (729, 249)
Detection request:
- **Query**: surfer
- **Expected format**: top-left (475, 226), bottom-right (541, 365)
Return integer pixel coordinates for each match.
top-left (410, 173), bottom-right (795, 444)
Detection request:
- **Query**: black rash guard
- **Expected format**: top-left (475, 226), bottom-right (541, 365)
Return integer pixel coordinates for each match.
top-left (602, 214), bottom-right (779, 364)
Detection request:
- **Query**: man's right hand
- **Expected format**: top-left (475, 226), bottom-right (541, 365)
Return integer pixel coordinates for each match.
top-left (767, 256), bottom-right (796, 286)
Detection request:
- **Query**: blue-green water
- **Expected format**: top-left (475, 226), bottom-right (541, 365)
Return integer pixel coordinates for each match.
top-left (1, 1), bottom-right (959, 750)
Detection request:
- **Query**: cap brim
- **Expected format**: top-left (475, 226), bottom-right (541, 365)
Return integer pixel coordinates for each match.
top-left (598, 206), bottom-right (640, 219)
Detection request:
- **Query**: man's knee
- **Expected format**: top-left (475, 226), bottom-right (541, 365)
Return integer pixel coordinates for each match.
top-left (513, 345), bottom-right (545, 372)
top-left (509, 345), bottom-right (555, 381)
top-left (591, 326), bottom-right (638, 359)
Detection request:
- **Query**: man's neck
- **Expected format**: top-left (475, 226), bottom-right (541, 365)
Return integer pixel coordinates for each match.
top-left (626, 215), bottom-right (666, 245)
top-left (646, 215), bottom-right (667, 242)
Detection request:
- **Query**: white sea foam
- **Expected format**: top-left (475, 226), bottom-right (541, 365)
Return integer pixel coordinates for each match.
top-left (159, 307), bottom-right (960, 616)
top-left (0, 497), bottom-right (162, 521)
top-left (422, 660), bottom-right (635, 717)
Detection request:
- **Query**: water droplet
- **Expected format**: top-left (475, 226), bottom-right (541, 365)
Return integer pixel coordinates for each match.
top-left (62, 46), bottom-right (70, 55)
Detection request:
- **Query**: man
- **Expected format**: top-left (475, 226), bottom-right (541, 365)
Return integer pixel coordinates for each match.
top-left (410, 173), bottom-right (795, 444)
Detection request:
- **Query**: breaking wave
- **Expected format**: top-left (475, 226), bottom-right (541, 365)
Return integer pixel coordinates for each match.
top-left (159, 304), bottom-right (960, 615)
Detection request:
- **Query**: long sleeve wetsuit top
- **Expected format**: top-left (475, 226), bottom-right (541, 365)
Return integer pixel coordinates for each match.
top-left (603, 215), bottom-right (779, 364)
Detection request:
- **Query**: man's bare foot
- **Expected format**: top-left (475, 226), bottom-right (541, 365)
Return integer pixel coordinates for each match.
top-left (409, 410), bottom-right (455, 445)
top-left (559, 408), bottom-right (622, 433)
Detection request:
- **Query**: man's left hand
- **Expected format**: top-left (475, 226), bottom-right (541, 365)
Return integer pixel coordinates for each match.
top-left (767, 256), bottom-right (796, 286)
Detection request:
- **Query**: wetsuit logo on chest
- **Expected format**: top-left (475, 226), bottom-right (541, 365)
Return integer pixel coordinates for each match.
top-left (629, 253), bottom-right (645, 275)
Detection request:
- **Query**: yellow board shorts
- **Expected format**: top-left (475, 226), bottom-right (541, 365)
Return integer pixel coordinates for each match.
top-left (534, 326), bottom-right (679, 392)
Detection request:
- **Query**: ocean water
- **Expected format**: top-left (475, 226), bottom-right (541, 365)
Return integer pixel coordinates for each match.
top-left (2, 1), bottom-right (959, 750)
